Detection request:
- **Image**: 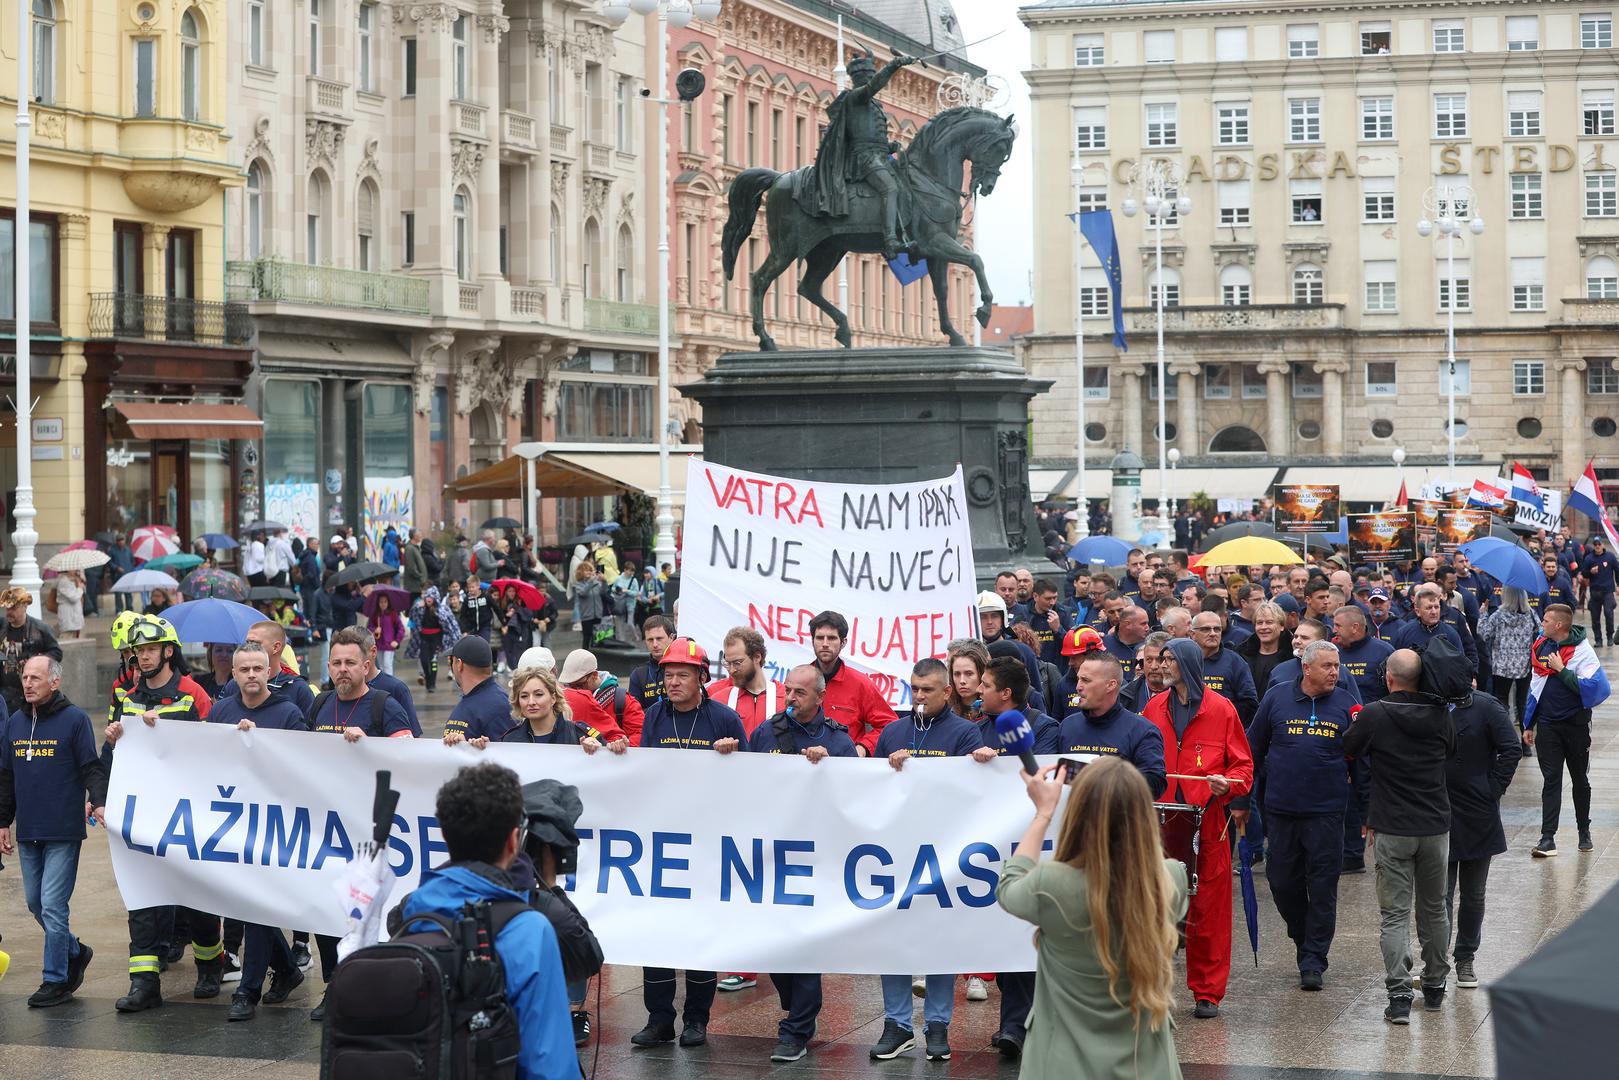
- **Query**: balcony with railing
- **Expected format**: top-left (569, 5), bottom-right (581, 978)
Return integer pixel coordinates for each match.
top-left (1561, 297), bottom-right (1619, 325)
top-left (227, 259), bottom-right (430, 315)
top-left (459, 283), bottom-right (483, 314)
top-left (1122, 303), bottom-right (1345, 334)
top-left (585, 298), bottom-right (664, 336)
top-left (452, 100), bottom-right (488, 139)
top-left (88, 294), bottom-right (252, 345)
top-left (502, 110), bottom-right (537, 152)
top-left (306, 76), bottom-right (351, 121)
top-left (510, 286), bottom-right (546, 319)
top-left (550, 124), bottom-right (573, 158)
top-left (584, 140), bottom-right (613, 174)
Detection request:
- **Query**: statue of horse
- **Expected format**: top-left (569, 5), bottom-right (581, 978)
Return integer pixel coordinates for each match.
top-left (720, 106), bottom-right (1016, 352)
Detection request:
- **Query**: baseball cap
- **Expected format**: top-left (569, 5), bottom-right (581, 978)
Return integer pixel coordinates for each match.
top-left (976, 590), bottom-right (1008, 615)
top-left (1367, 588), bottom-right (1390, 601)
top-left (559, 649), bottom-right (599, 685)
top-left (1275, 593), bottom-right (1302, 614)
top-left (329, 534), bottom-right (346, 545)
top-left (448, 634), bottom-right (494, 668)
top-left (517, 646), bottom-right (557, 673)
top-left (1593, 535), bottom-right (1607, 545)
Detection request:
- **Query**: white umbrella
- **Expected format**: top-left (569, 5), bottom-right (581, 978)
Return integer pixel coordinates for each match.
top-left (112, 569), bottom-right (179, 593)
top-left (45, 548), bottom-right (111, 572)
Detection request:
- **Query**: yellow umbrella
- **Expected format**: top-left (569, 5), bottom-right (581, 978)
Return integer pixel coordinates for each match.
top-left (1200, 536), bottom-right (1305, 567)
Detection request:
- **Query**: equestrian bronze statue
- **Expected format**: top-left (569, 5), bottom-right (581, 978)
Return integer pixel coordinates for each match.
top-left (721, 50), bottom-right (1016, 352)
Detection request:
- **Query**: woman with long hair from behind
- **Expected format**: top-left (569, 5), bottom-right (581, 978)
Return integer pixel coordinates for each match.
top-left (997, 757), bottom-right (1187, 1079)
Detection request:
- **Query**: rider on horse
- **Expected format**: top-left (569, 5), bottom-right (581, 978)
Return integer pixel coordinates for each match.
top-left (797, 48), bottom-right (918, 260)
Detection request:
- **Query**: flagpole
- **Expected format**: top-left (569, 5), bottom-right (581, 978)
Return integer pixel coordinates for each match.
top-left (1072, 159), bottom-right (1088, 539)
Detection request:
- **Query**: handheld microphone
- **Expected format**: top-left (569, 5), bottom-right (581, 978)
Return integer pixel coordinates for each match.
top-left (784, 704), bottom-right (796, 718)
top-left (994, 709), bottom-right (1040, 774)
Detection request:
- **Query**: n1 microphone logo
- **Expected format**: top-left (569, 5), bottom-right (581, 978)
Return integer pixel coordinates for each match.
top-left (997, 716), bottom-right (1032, 748)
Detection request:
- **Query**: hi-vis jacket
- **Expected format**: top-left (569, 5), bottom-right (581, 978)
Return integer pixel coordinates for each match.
top-left (112, 669), bottom-right (213, 727)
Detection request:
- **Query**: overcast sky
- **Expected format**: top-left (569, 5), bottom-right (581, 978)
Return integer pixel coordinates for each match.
top-left (958, 3), bottom-right (1035, 306)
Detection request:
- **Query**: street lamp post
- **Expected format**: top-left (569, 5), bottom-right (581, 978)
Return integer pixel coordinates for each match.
top-left (1392, 445), bottom-right (1406, 504)
top-left (1121, 160), bottom-right (1190, 539)
top-left (1071, 155), bottom-right (1089, 539)
top-left (1417, 184), bottom-right (1483, 492)
top-left (1167, 447), bottom-right (1180, 521)
top-left (11, 0), bottom-right (42, 613)
top-left (603, 0), bottom-right (722, 574)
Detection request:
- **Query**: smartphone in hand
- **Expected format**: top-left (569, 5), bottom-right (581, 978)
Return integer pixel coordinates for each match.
top-left (1055, 757), bottom-right (1087, 784)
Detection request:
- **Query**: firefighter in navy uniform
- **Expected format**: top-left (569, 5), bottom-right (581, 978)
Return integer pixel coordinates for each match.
top-left (102, 615), bottom-right (218, 1011)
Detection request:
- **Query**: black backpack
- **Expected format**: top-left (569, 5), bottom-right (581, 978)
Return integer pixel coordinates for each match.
top-left (310, 687), bottom-right (392, 737)
top-left (1414, 631), bottom-right (1472, 707)
top-left (320, 898), bottom-right (526, 1080)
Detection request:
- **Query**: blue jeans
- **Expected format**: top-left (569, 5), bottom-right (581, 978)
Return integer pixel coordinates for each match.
top-left (19, 840), bottom-right (83, 984)
top-left (567, 978), bottom-right (587, 1008)
top-left (881, 974), bottom-right (952, 1032)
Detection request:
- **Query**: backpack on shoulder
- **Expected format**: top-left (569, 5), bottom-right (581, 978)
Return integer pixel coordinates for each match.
top-left (320, 898), bottom-right (527, 1080)
top-left (1414, 631), bottom-right (1472, 707)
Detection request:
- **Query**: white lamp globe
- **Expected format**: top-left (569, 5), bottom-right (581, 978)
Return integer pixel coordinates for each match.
top-left (692, 0), bottom-right (722, 18)
top-left (629, 0), bottom-right (659, 15)
top-left (666, 0), bottom-right (693, 27)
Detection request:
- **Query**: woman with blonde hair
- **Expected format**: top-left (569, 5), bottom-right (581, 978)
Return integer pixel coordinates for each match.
top-left (998, 757), bottom-right (1187, 1079)
top-left (495, 666), bottom-right (626, 753)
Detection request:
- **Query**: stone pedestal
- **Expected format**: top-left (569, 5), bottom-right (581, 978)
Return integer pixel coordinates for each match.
top-left (681, 347), bottom-right (1059, 584)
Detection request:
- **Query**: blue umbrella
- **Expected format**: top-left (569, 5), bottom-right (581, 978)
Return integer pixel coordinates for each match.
top-left (200, 533), bottom-right (240, 550)
top-left (1067, 535), bottom-right (1133, 566)
top-left (1458, 537), bottom-right (1547, 596)
top-left (584, 520), bottom-right (622, 533)
top-left (162, 598), bottom-right (267, 645)
top-left (1236, 837), bottom-right (1261, 968)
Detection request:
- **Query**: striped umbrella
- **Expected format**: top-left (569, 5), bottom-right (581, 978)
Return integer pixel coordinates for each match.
top-left (131, 526), bottom-right (181, 562)
top-left (179, 566), bottom-right (249, 602)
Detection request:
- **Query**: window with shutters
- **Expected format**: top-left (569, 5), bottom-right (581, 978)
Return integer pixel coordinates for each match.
top-left (1076, 185), bottom-right (1107, 214)
top-left (1511, 257), bottom-right (1544, 311)
top-left (356, 180), bottom-right (378, 271)
top-left (1362, 177), bottom-right (1395, 221)
top-left (1293, 265), bottom-right (1323, 305)
top-left (1511, 173), bottom-right (1543, 219)
top-left (1291, 178), bottom-right (1322, 223)
top-left (1433, 20), bottom-right (1465, 52)
top-left (1073, 33), bottom-right (1103, 66)
top-left (1289, 97), bottom-right (1321, 143)
top-left (1145, 102), bottom-right (1177, 146)
top-left (1438, 260), bottom-right (1471, 311)
top-left (1079, 267), bottom-right (1110, 318)
top-left (1360, 21), bottom-right (1391, 55)
top-left (1364, 261), bottom-right (1397, 313)
top-left (1220, 264), bottom-right (1252, 306)
top-left (1287, 24), bottom-right (1318, 58)
top-left (1218, 179), bottom-right (1251, 226)
top-left (1585, 90), bottom-right (1616, 136)
top-left (1215, 27), bottom-right (1247, 62)
top-left (1507, 91), bottom-right (1541, 137)
top-left (1507, 15), bottom-right (1538, 50)
top-left (1589, 256), bottom-right (1619, 299)
top-left (1587, 172), bottom-right (1618, 218)
top-left (1435, 94), bottom-right (1468, 138)
top-left (1361, 96), bottom-right (1394, 140)
top-left (1144, 30), bottom-right (1175, 63)
top-left (1583, 14), bottom-right (1613, 49)
top-left (1216, 102), bottom-right (1249, 145)
top-left (1148, 266), bottom-right (1180, 309)
top-left (1074, 105), bottom-right (1107, 150)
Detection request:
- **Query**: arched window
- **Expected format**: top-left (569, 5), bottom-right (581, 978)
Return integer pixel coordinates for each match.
top-left (1209, 425), bottom-right (1268, 453)
top-left (1148, 266), bottom-right (1181, 307)
top-left (615, 224), bottom-right (634, 302)
top-left (1219, 264), bottom-right (1252, 307)
top-left (306, 170), bottom-right (331, 264)
top-left (357, 179), bottom-right (379, 271)
top-left (583, 218), bottom-right (601, 297)
top-left (245, 160), bottom-right (267, 259)
top-left (453, 188), bottom-right (470, 280)
top-left (181, 10), bottom-right (203, 121)
top-left (1588, 255), bottom-right (1619, 300)
top-left (549, 204), bottom-right (563, 284)
top-left (1292, 264), bottom-right (1324, 305)
top-left (31, 0), bottom-right (55, 105)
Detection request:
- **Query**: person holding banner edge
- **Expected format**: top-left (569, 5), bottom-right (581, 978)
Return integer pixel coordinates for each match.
top-left (810, 611), bottom-right (896, 756)
top-left (633, 636), bottom-right (748, 1049)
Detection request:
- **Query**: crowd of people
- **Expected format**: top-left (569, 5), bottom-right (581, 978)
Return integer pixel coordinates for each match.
top-left (0, 519), bottom-right (1608, 1077)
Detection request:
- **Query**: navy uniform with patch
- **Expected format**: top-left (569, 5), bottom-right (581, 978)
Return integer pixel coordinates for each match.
top-left (1057, 701), bottom-right (1167, 797)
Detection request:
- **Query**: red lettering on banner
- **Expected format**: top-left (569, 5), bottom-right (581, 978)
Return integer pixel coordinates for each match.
top-left (706, 470), bottom-right (825, 527)
top-left (746, 605), bottom-right (958, 666)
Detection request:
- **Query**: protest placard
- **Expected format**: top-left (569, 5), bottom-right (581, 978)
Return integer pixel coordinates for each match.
top-left (1348, 511), bottom-right (1417, 564)
top-left (1273, 484), bottom-right (1341, 534)
top-left (678, 460), bottom-right (979, 708)
top-left (1437, 507), bottom-right (1493, 553)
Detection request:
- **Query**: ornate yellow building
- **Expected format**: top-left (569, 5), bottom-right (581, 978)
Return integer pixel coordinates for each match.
top-left (1, 0), bottom-right (250, 556)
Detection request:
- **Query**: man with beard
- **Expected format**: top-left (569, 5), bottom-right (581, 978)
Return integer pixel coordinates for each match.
top-left (807, 610), bottom-right (895, 756)
top-left (102, 616), bottom-right (217, 1012)
top-left (1122, 631), bottom-right (1174, 712)
top-left (1142, 638), bottom-right (1253, 1018)
top-left (707, 627), bottom-right (786, 737)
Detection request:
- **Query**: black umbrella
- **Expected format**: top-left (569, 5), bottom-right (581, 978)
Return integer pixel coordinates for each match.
top-left (483, 516), bottom-right (522, 530)
top-left (248, 585), bottom-right (299, 601)
top-left (1489, 522), bottom-right (1531, 548)
top-left (563, 533), bottom-right (609, 548)
top-left (243, 519), bottom-right (288, 533)
top-left (1198, 521), bottom-right (1278, 552)
top-left (93, 530), bottom-right (116, 547)
top-left (331, 560), bottom-right (395, 588)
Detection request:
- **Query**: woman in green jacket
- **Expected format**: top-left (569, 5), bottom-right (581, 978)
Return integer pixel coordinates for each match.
top-left (997, 757), bottom-right (1188, 1080)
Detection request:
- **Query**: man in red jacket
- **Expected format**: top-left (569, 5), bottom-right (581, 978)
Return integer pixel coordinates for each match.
top-left (1141, 637), bottom-right (1253, 1019)
top-left (809, 610), bottom-right (894, 756)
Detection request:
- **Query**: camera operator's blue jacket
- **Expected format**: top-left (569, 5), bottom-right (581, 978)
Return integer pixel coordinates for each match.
top-left (401, 864), bottom-right (578, 1080)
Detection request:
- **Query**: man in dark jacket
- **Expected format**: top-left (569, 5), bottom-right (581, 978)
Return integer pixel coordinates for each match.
top-left (1190, 612), bottom-right (1258, 723)
top-left (1391, 585), bottom-right (1474, 667)
top-left (1343, 649), bottom-right (1455, 1024)
top-left (1578, 534), bottom-right (1619, 644)
top-left (1524, 604), bottom-right (1608, 856)
top-left (0, 587), bottom-right (63, 716)
top-left (1059, 653), bottom-right (1167, 798)
top-left (1443, 691), bottom-right (1520, 992)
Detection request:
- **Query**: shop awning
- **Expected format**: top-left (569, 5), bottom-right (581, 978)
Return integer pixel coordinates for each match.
top-left (541, 445), bottom-right (704, 506)
top-left (444, 453), bottom-right (634, 500)
top-left (1279, 463), bottom-right (1505, 503)
top-left (1044, 466), bottom-right (1281, 503)
top-left (112, 402), bottom-right (263, 440)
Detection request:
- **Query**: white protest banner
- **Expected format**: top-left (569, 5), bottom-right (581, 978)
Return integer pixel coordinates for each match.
top-left (106, 722), bottom-right (1069, 975)
top-left (678, 460), bottom-right (978, 707)
top-left (1514, 487), bottom-right (1562, 532)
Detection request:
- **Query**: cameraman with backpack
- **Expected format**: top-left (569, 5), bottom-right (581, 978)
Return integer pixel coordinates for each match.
top-left (392, 763), bottom-right (577, 1079)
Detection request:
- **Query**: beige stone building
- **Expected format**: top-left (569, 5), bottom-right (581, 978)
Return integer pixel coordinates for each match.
top-left (1021, 0), bottom-right (1619, 508)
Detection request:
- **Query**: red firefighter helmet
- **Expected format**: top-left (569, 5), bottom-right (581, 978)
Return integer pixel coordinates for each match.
top-left (658, 636), bottom-right (711, 671)
top-left (1060, 626), bottom-right (1106, 657)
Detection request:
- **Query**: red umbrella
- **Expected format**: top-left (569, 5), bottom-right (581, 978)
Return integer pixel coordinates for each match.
top-left (490, 578), bottom-right (543, 610)
top-left (131, 526), bottom-right (180, 562)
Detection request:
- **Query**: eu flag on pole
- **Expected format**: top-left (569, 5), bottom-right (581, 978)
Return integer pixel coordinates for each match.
top-left (1068, 210), bottom-right (1128, 350)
